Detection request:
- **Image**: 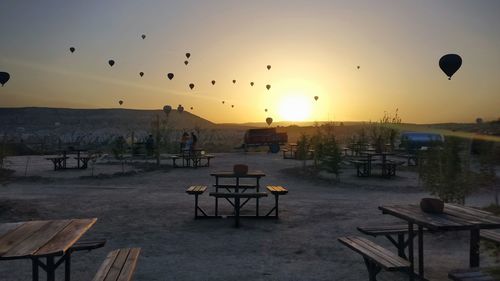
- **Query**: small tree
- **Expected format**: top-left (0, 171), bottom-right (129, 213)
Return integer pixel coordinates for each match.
top-left (319, 126), bottom-right (342, 179)
top-left (112, 136), bottom-right (127, 173)
top-left (419, 136), bottom-right (474, 203)
top-left (296, 134), bottom-right (310, 170)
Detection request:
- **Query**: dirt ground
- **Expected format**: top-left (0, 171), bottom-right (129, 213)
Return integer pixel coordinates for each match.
top-left (0, 153), bottom-right (498, 281)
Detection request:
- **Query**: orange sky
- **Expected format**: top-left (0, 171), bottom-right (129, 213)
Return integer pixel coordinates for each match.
top-left (0, 1), bottom-right (499, 124)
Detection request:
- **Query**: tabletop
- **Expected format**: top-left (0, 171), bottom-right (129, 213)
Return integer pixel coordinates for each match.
top-left (379, 204), bottom-right (500, 231)
top-left (210, 171), bottom-right (266, 178)
top-left (0, 218), bottom-right (97, 260)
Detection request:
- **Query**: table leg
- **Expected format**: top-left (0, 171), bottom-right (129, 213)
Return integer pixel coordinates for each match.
top-left (32, 258), bottom-right (39, 281)
top-left (65, 253), bottom-right (71, 281)
top-left (408, 222), bottom-right (415, 281)
top-left (46, 256), bottom-right (55, 281)
top-left (256, 177), bottom-right (260, 216)
top-left (470, 228), bottom-right (480, 267)
top-left (418, 226), bottom-right (424, 278)
top-left (235, 195), bottom-right (240, 227)
top-left (215, 177), bottom-right (219, 216)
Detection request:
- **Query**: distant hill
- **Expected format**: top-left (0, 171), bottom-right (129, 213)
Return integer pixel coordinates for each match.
top-left (0, 107), bottom-right (218, 146)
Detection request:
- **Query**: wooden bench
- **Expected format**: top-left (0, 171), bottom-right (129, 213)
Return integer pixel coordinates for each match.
top-left (266, 186), bottom-right (288, 218)
top-left (357, 224), bottom-right (420, 258)
top-left (92, 248), bottom-right (141, 281)
top-left (46, 156), bottom-right (68, 171)
top-left (449, 268), bottom-right (496, 281)
top-left (186, 186), bottom-right (208, 218)
top-left (351, 159), bottom-right (370, 177)
top-left (209, 192), bottom-right (268, 227)
top-left (480, 230), bottom-right (500, 244)
top-left (338, 236), bottom-right (411, 281)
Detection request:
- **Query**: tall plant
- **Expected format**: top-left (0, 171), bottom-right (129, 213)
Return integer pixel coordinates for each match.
top-left (419, 136), bottom-right (474, 203)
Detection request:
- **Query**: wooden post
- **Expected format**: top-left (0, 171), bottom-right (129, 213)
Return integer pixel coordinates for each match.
top-left (155, 114), bottom-right (160, 166)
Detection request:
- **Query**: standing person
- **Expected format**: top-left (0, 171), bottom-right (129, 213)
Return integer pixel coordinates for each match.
top-left (145, 134), bottom-right (155, 156)
top-left (190, 132), bottom-right (198, 151)
top-left (180, 132), bottom-right (189, 152)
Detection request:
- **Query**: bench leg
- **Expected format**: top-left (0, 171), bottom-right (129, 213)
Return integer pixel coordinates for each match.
top-left (470, 228), bottom-right (480, 267)
top-left (235, 196), bottom-right (240, 227)
top-left (408, 222), bottom-right (415, 281)
top-left (274, 194), bottom-right (279, 218)
top-left (363, 257), bottom-right (381, 281)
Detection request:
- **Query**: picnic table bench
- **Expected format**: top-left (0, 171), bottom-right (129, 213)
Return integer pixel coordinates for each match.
top-left (265, 186), bottom-right (288, 218)
top-left (92, 248), bottom-right (141, 281)
top-left (338, 236), bottom-right (411, 281)
top-left (209, 192), bottom-right (268, 227)
top-left (170, 151), bottom-right (214, 168)
top-left (46, 156), bottom-right (69, 170)
top-left (186, 185), bottom-right (208, 218)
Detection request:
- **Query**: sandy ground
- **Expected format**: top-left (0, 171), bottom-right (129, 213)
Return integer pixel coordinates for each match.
top-left (0, 153), bottom-right (498, 281)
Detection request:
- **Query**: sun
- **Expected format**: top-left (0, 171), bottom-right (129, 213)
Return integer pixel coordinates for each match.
top-left (278, 95), bottom-right (312, 121)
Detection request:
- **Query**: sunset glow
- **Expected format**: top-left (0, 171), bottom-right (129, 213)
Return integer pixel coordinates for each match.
top-left (278, 95), bottom-right (312, 121)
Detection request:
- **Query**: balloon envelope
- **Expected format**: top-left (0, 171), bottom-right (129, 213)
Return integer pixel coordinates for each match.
top-left (0, 72), bottom-right (10, 86)
top-left (439, 54), bottom-right (462, 80)
top-left (265, 109), bottom-right (268, 112)
top-left (211, 80), bottom-right (216, 85)
top-left (167, 73), bottom-right (174, 80)
top-left (267, 65), bottom-right (271, 70)
top-left (69, 47), bottom-right (75, 53)
top-left (222, 101), bottom-right (225, 104)
top-left (119, 100), bottom-right (123, 105)
top-left (232, 80), bottom-right (236, 84)
top-left (177, 105), bottom-right (184, 113)
top-left (189, 83), bottom-right (195, 90)
top-left (185, 53), bottom-right (191, 59)
top-left (139, 72), bottom-right (144, 77)
top-left (231, 105), bottom-right (234, 108)
top-left (141, 34), bottom-right (146, 39)
top-left (190, 107), bottom-right (193, 110)
top-left (163, 105), bottom-right (172, 116)
top-left (108, 60), bottom-right (115, 67)
top-left (250, 82), bottom-right (254, 86)
top-left (357, 65), bottom-right (360, 69)
top-left (184, 60), bottom-right (189, 66)
top-left (314, 96), bottom-right (318, 101)
top-left (266, 84), bottom-right (271, 90)
top-left (266, 117), bottom-right (273, 126)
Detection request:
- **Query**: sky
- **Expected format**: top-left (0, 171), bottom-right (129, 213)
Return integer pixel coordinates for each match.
top-left (0, 0), bottom-right (499, 124)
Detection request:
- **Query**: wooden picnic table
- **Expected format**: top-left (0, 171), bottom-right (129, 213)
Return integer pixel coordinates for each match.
top-left (0, 218), bottom-right (97, 281)
top-left (379, 204), bottom-right (500, 280)
top-left (210, 171), bottom-right (266, 226)
top-left (359, 151), bottom-right (397, 177)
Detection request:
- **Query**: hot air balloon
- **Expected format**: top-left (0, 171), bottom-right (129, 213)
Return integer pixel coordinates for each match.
top-left (267, 65), bottom-right (271, 70)
top-left (177, 105), bottom-right (184, 113)
top-left (265, 109), bottom-right (268, 112)
top-left (231, 105), bottom-right (234, 108)
top-left (69, 47), bottom-right (75, 53)
top-left (163, 105), bottom-right (172, 116)
top-left (222, 101), bottom-right (225, 104)
top-left (0, 72), bottom-right (10, 87)
top-left (167, 73), bottom-right (174, 80)
top-left (184, 60), bottom-right (189, 66)
top-left (266, 117), bottom-right (273, 126)
top-left (439, 54), bottom-right (462, 80)
top-left (314, 96), bottom-right (318, 101)
top-left (250, 82), bottom-right (254, 86)
top-left (190, 107), bottom-right (194, 110)
top-left (189, 83), bottom-right (195, 90)
top-left (211, 80), bottom-right (216, 85)
top-left (139, 72), bottom-right (144, 77)
top-left (266, 84), bottom-right (271, 90)
top-left (108, 60), bottom-right (115, 67)
top-left (141, 34), bottom-right (146, 40)
top-left (185, 53), bottom-right (191, 59)
top-left (357, 66), bottom-right (360, 70)
top-left (119, 100), bottom-right (123, 105)
top-left (232, 80), bottom-right (236, 84)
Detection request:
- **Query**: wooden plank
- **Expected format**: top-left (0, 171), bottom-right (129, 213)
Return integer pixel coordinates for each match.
top-left (445, 204), bottom-right (500, 227)
top-left (481, 230), bottom-right (500, 243)
top-left (3, 220), bottom-right (72, 258)
top-left (35, 218), bottom-right (97, 256)
top-left (0, 220), bottom-right (48, 258)
top-left (357, 224), bottom-right (410, 236)
top-left (92, 250), bottom-right (120, 281)
top-left (104, 248), bottom-right (130, 281)
top-left (209, 192), bottom-right (268, 199)
top-left (116, 248), bottom-right (141, 281)
top-left (338, 236), bottom-right (409, 270)
top-left (380, 205), bottom-right (475, 230)
top-left (0, 222), bottom-right (24, 239)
